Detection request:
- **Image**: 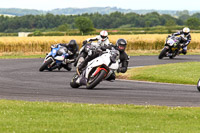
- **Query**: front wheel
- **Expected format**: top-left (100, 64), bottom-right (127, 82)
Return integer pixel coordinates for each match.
top-left (158, 48), bottom-right (167, 59)
top-left (86, 70), bottom-right (107, 89)
top-left (39, 58), bottom-right (53, 71)
top-left (197, 79), bottom-right (200, 92)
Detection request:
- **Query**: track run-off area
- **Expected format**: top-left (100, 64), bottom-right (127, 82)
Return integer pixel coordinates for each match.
top-left (0, 55), bottom-right (200, 107)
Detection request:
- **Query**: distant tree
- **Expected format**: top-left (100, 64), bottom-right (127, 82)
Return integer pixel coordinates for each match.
top-left (143, 12), bottom-right (161, 27)
top-left (33, 30), bottom-right (42, 36)
top-left (186, 17), bottom-right (200, 29)
top-left (165, 19), bottom-right (176, 27)
top-left (75, 17), bottom-right (94, 34)
top-left (57, 23), bottom-right (69, 31)
top-left (179, 14), bottom-right (190, 22)
top-left (165, 19), bottom-right (176, 33)
top-left (145, 21), bottom-right (151, 27)
top-left (176, 10), bottom-right (189, 17)
top-left (191, 13), bottom-right (200, 20)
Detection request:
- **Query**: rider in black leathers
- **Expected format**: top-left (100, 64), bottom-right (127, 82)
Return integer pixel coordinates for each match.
top-left (106, 39), bottom-right (129, 81)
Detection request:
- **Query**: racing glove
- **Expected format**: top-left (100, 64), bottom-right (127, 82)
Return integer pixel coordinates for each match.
top-left (83, 40), bottom-right (87, 45)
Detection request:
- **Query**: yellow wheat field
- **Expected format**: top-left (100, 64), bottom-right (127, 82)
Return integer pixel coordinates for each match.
top-left (0, 34), bottom-right (199, 54)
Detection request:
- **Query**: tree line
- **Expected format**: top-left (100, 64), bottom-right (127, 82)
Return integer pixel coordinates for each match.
top-left (0, 11), bottom-right (200, 33)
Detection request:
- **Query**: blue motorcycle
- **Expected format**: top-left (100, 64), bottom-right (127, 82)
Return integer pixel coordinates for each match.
top-left (39, 45), bottom-right (73, 71)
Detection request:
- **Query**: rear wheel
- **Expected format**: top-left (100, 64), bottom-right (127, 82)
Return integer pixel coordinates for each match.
top-left (39, 58), bottom-right (53, 72)
top-left (197, 79), bottom-right (200, 92)
top-left (86, 70), bottom-right (107, 89)
top-left (158, 48), bottom-right (167, 59)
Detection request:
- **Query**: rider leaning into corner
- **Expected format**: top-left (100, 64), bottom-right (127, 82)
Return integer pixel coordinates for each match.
top-left (106, 38), bottom-right (130, 81)
top-left (50, 40), bottom-right (79, 70)
top-left (171, 27), bottom-right (191, 55)
top-left (75, 30), bottom-right (111, 73)
top-left (74, 30), bottom-right (129, 82)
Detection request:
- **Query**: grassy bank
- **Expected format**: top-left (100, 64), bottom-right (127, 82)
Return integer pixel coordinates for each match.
top-left (0, 52), bottom-right (44, 59)
top-left (1, 100), bottom-right (200, 133)
top-left (118, 62), bottom-right (200, 85)
top-left (0, 55), bottom-right (44, 59)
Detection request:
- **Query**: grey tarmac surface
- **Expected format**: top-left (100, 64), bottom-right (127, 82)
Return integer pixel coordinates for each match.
top-left (0, 55), bottom-right (200, 106)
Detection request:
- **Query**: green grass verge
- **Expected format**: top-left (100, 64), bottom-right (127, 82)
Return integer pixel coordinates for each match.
top-left (0, 55), bottom-right (44, 59)
top-left (1, 99), bottom-right (200, 133)
top-left (118, 62), bottom-right (200, 85)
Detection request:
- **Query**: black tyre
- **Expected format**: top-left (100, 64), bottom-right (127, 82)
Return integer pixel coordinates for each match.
top-left (39, 58), bottom-right (53, 72)
top-left (197, 79), bottom-right (200, 92)
top-left (86, 70), bottom-right (107, 89)
top-left (158, 48), bottom-right (167, 59)
top-left (70, 74), bottom-right (81, 88)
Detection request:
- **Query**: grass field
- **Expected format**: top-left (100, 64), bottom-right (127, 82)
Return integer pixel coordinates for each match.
top-left (1, 100), bottom-right (200, 133)
top-left (118, 62), bottom-right (200, 85)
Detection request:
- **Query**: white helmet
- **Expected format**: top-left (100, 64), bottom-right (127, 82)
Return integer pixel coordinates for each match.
top-left (183, 27), bottom-right (190, 35)
top-left (100, 30), bottom-right (108, 39)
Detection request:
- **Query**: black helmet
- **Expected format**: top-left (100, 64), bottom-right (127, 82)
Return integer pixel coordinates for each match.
top-left (68, 40), bottom-right (77, 49)
top-left (116, 39), bottom-right (127, 52)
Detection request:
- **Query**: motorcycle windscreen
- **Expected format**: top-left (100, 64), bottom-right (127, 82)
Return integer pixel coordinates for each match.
top-left (51, 47), bottom-right (59, 57)
top-left (167, 39), bottom-right (175, 46)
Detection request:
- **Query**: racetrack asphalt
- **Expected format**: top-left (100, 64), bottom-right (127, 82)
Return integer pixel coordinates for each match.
top-left (0, 55), bottom-right (200, 107)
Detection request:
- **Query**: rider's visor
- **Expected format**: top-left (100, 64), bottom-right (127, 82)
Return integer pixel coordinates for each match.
top-left (101, 35), bottom-right (107, 39)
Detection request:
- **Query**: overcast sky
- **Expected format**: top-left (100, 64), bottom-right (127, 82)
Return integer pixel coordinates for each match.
top-left (0, 0), bottom-right (199, 11)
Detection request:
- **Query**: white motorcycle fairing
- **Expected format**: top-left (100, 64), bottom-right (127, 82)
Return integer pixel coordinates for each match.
top-left (85, 49), bottom-right (119, 79)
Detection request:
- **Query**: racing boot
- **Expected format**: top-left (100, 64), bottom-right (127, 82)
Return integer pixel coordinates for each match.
top-left (106, 72), bottom-right (116, 82)
top-left (178, 50), bottom-right (182, 55)
top-left (50, 63), bottom-right (61, 71)
top-left (182, 49), bottom-right (187, 55)
top-left (63, 63), bottom-right (72, 71)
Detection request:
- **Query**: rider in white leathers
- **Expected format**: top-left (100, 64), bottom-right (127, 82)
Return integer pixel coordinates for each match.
top-left (77, 30), bottom-right (111, 72)
top-left (84, 30), bottom-right (110, 47)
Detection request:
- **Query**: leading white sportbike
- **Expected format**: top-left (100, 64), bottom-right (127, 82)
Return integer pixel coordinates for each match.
top-left (70, 48), bottom-right (120, 89)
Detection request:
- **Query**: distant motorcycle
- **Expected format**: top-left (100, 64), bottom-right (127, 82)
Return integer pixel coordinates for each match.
top-left (158, 36), bottom-right (181, 59)
top-left (70, 48), bottom-right (119, 89)
top-left (39, 45), bottom-right (73, 71)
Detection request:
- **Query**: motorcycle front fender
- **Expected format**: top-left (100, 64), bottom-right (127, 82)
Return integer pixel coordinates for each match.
top-left (43, 55), bottom-right (54, 63)
top-left (54, 55), bottom-right (65, 61)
